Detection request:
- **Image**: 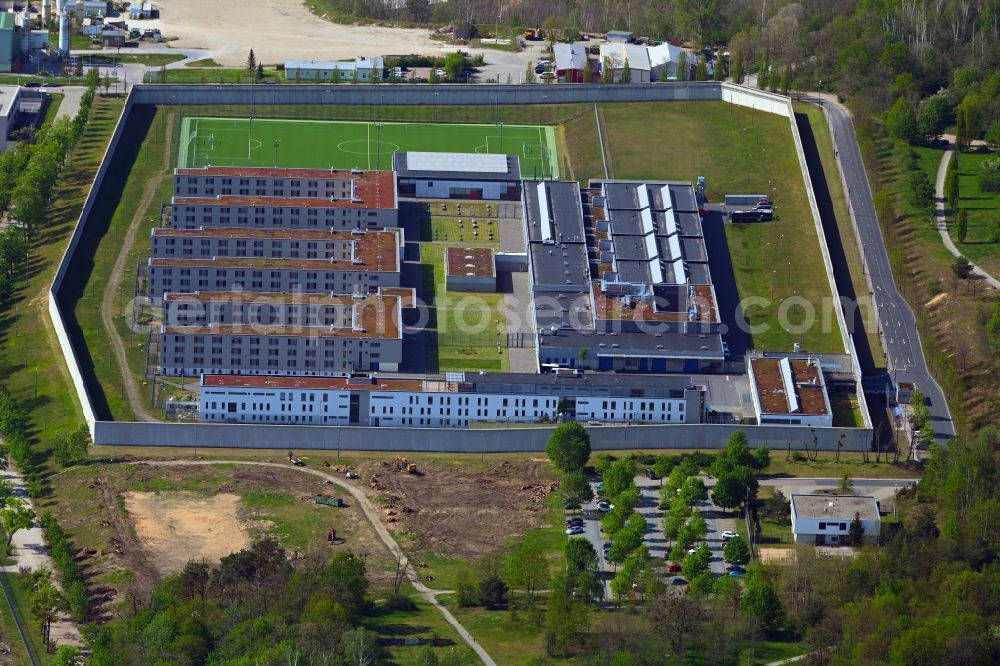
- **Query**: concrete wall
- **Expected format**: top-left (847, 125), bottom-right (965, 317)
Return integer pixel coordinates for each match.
top-left (94, 420), bottom-right (872, 452)
top-left (50, 82), bottom-right (871, 451)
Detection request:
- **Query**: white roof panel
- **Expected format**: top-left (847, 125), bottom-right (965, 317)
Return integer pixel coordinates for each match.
top-left (407, 151), bottom-right (509, 174)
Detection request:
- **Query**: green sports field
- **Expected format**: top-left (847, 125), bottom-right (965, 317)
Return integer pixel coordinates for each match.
top-left (177, 117), bottom-right (559, 179)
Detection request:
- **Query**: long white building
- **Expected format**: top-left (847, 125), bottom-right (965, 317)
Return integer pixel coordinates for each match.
top-left (199, 370), bottom-right (705, 427)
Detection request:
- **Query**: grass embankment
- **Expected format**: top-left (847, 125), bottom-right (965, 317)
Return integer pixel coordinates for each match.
top-left (145, 68), bottom-right (281, 84)
top-left (2, 573), bottom-right (50, 663)
top-left (62, 106), bottom-right (174, 421)
top-left (0, 95), bottom-right (123, 461)
top-left (561, 108), bottom-right (604, 184)
top-left (365, 584), bottom-right (474, 665)
top-left (185, 58), bottom-right (223, 68)
top-left (40, 93), bottom-right (63, 127)
top-left (87, 53), bottom-right (186, 66)
top-left (951, 151), bottom-right (1000, 276)
top-left (795, 103), bottom-right (884, 364)
top-left (599, 101), bottom-right (843, 353)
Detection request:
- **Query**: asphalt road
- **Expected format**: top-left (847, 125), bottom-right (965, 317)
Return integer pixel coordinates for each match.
top-left (814, 97), bottom-right (955, 444)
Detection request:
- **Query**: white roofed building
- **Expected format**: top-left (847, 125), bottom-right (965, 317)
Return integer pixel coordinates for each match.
top-left (284, 57), bottom-right (384, 82)
top-left (394, 151), bottom-right (522, 200)
top-left (599, 43), bottom-right (651, 82)
top-left (648, 43), bottom-right (691, 81)
top-left (553, 43), bottom-right (587, 82)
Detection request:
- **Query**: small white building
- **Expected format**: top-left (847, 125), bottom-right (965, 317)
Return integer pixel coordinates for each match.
top-left (553, 43), bottom-right (587, 82)
top-left (648, 43), bottom-right (690, 81)
top-left (599, 43), bottom-right (651, 82)
top-left (283, 57), bottom-right (384, 82)
top-left (445, 246), bottom-right (496, 292)
top-left (0, 85), bottom-right (21, 153)
top-left (748, 356), bottom-right (833, 427)
top-left (790, 494), bottom-right (880, 546)
top-left (394, 152), bottom-right (522, 200)
top-left (606, 30), bottom-right (633, 43)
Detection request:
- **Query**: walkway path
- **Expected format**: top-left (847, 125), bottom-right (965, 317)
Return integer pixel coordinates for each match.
top-left (0, 466), bottom-right (82, 648)
top-left (137, 460), bottom-right (496, 665)
top-left (99, 114), bottom-right (175, 423)
top-left (934, 146), bottom-right (1000, 289)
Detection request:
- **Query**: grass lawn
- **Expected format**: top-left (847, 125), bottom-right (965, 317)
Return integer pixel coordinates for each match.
top-left (599, 101), bottom-right (843, 353)
top-left (185, 58), bottom-right (223, 67)
top-left (561, 107), bottom-right (604, 184)
top-left (741, 639), bottom-right (807, 664)
top-left (830, 391), bottom-right (864, 428)
top-left (177, 116), bottom-right (559, 178)
top-left (90, 53), bottom-right (186, 66)
top-left (0, 96), bottom-right (124, 462)
top-left (796, 104), bottom-right (883, 364)
top-left (440, 594), bottom-right (559, 665)
top-left (41, 93), bottom-right (63, 127)
top-left (62, 105), bottom-right (176, 421)
top-left (365, 584), bottom-right (474, 665)
top-left (760, 451), bottom-right (921, 478)
top-left (951, 150), bottom-right (1000, 276)
top-left (48, 31), bottom-right (94, 51)
top-left (2, 573), bottom-right (51, 663)
top-left (419, 243), bottom-right (509, 373)
top-left (145, 67), bottom-right (282, 84)
top-left (0, 575), bottom-right (32, 664)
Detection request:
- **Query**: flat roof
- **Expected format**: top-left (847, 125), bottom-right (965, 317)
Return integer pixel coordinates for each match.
top-left (592, 282), bottom-right (718, 324)
top-left (393, 152), bottom-right (520, 181)
top-left (750, 357), bottom-right (830, 416)
top-left (151, 227), bottom-right (399, 241)
top-left (149, 230), bottom-right (399, 272)
top-left (445, 246), bottom-right (495, 277)
top-left (172, 171), bottom-right (395, 209)
top-left (201, 369), bottom-right (701, 397)
top-left (791, 495), bottom-right (879, 522)
top-left (175, 166), bottom-right (379, 180)
top-left (524, 180), bottom-right (590, 289)
top-left (163, 293), bottom-right (400, 339)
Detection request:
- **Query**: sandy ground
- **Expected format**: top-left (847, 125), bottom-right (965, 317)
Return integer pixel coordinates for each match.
top-left (140, 0), bottom-right (445, 66)
top-left (124, 491), bottom-right (251, 573)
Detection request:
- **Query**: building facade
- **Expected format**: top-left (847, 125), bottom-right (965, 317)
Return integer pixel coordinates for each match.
top-left (150, 228), bottom-right (404, 262)
top-left (749, 356), bottom-right (833, 427)
top-left (199, 371), bottom-right (706, 427)
top-left (173, 167), bottom-right (368, 199)
top-left (790, 494), bottom-right (881, 546)
top-left (394, 152), bottom-right (522, 200)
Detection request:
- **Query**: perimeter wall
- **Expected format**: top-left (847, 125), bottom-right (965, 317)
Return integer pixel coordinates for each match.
top-left (50, 82), bottom-right (871, 450)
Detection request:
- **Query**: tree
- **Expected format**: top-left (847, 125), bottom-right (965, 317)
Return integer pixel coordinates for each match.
top-left (945, 162), bottom-right (959, 211)
top-left (681, 543), bottom-right (711, 579)
top-left (712, 465), bottom-right (757, 510)
top-left (601, 57), bottom-right (615, 84)
top-left (658, 63), bottom-right (668, 82)
top-left (30, 581), bottom-right (62, 647)
top-left (694, 57), bottom-right (708, 81)
top-left (523, 63), bottom-right (535, 84)
top-left (443, 53), bottom-right (465, 81)
top-left (679, 476), bottom-right (708, 507)
top-left (339, 627), bottom-right (382, 665)
top-left (838, 473), bottom-right (855, 494)
top-left (887, 96), bottom-right (919, 144)
top-left (503, 541), bottom-right (548, 607)
top-left (581, 61), bottom-right (591, 83)
top-left (907, 171), bottom-right (934, 211)
top-left (478, 572), bottom-right (508, 609)
top-left (756, 55), bottom-right (768, 89)
top-left (52, 645), bottom-right (82, 666)
top-left (732, 50), bottom-right (744, 84)
top-left (1, 498), bottom-right (34, 547)
top-left (675, 51), bottom-right (689, 82)
top-left (918, 95), bottom-right (953, 140)
top-left (546, 422), bottom-right (591, 473)
top-left (601, 458), bottom-right (635, 499)
top-left (560, 469), bottom-right (593, 508)
top-left (848, 511), bottom-right (865, 546)
top-left (988, 305), bottom-right (1000, 354)
top-left (256, 63), bottom-right (264, 82)
top-left (723, 534), bottom-right (751, 565)
top-left (752, 447), bottom-right (771, 470)
top-left (952, 256), bottom-right (973, 279)
top-left (956, 208), bottom-right (968, 242)
top-left (53, 424), bottom-right (90, 466)
top-left (741, 568), bottom-right (784, 633)
top-left (620, 59), bottom-right (631, 84)
top-left (545, 573), bottom-right (588, 656)
top-left (564, 539), bottom-right (602, 603)
top-left (780, 66), bottom-right (792, 95)
top-left (986, 119), bottom-right (1000, 151)
top-left (675, 0), bottom-right (726, 46)
top-left (246, 49), bottom-right (257, 78)
top-left (652, 456), bottom-right (673, 483)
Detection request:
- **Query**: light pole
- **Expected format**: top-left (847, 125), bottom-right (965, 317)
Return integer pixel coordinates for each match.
top-left (374, 122), bottom-right (383, 170)
top-left (272, 139), bottom-right (280, 167)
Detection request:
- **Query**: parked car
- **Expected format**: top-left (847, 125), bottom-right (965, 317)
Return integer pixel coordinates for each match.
top-left (669, 576), bottom-right (688, 586)
top-left (566, 517), bottom-right (584, 527)
top-left (566, 526), bottom-right (585, 536)
top-left (596, 501), bottom-right (613, 512)
top-left (24, 82), bottom-right (40, 88)
top-left (42, 82), bottom-right (62, 88)
top-left (727, 569), bottom-right (745, 577)
top-left (595, 482), bottom-right (604, 491)
top-left (603, 541), bottom-right (612, 552)
top-left (563, 500), bottom-right (581, 510)
top-left (721, 530), bottom-right (738, 541)
top-left (665, 562), bottom-right (682, 573)
top-left (534, 64), bottom-right (545, 74)
top-left (644, 468), bottom-right (658, 480)
top-left (726, 564), bottom-right (745, 574)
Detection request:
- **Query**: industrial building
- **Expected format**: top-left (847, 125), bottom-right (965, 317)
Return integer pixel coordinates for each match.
top-left (394, 152), bottom-right (522, 200)
top-left (523, 179), bottom-right (724, 373)
top-left (199, 370), bottom-right (706, 427)
top-left (748, 356), bottom-right (833, 427)
top-left (0, 13), bottom-right (16, 73)
top-left (283, 57), bottom-right (384, 82)
top-left (445, 246), bottom-right (496, 292)
top-left (553, 43), bottom-right (588, 82)
top-left (159, 291), bottom-right (406, 376)
top-left (599, 43), bottom-right (652, 82)
top-left (790, 494), bottom-right (880, 545)
top-left (174, 166), bottom-right (371, 199)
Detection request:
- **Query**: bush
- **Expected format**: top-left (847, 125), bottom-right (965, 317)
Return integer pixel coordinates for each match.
top-left (980, 169), bottom-right (1000, 193)
top-left (906, 171), bottom-right (934, 211)
top-left (385, 592), bottom-right (416, 611)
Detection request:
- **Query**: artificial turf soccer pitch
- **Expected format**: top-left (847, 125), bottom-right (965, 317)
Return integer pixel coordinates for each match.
top-left (177, 117), bottom-right (560, 179)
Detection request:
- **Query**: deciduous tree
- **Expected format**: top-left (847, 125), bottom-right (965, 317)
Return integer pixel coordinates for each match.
top-left (546, 421), bottom-right (591, 472)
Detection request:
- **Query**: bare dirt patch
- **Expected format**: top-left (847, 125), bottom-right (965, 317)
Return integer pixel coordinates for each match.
top-left (141, 0), bottom-right (443, 66)
top-left (124, 492), bottom-right (251, 574)
top-left (365, 459), bottom-right (557, 561)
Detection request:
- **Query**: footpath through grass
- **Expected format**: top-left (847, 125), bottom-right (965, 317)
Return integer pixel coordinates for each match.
top-left (952, 151), bottom-right (1000, 276)
top-left (0, 95), bottom-right (124, 461)
top-left (600, 101), bottom-right (843, 353)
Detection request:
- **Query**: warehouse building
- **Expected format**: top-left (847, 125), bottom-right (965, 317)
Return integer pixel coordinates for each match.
top-left (445, 246), bottom-right (496, 292)
top-left (159, 291), bottom-right (405, 376)
top-left (283, 57), bottom-right (384, 82)
top-left (199, 370), bottom-right (705, 427)
top-left (394, 152), bottom-right (522, 200)
top-left (748, 356), bottom-right (833, 427)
